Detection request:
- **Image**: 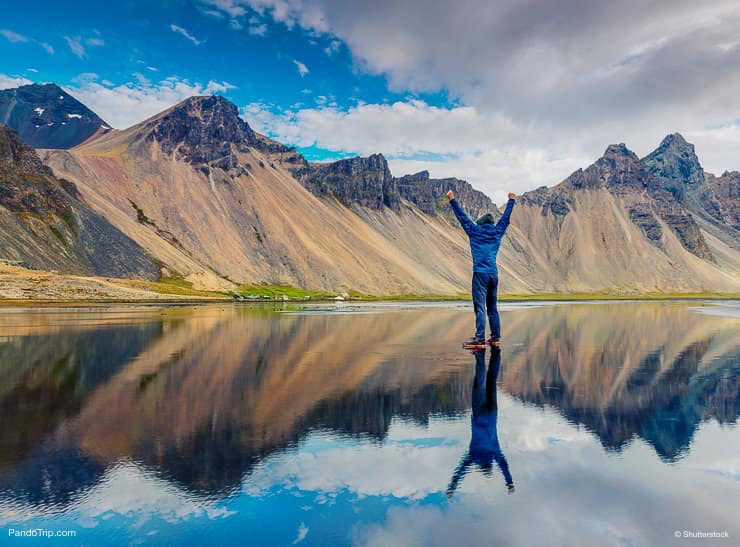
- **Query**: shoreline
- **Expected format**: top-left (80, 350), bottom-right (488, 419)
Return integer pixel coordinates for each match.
top-left (1, 293), bottom-right (738, 307)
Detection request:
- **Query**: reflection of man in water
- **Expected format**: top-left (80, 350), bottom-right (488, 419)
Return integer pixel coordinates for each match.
top-left (447, 348), bottom-right (514, 497)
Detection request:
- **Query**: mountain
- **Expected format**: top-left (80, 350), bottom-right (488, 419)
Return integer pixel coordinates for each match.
top-left (41, 96), bottom-right (482, 294)
top-left (0, 83), bottom-right (110, 149)
top-left (0, 124), bottom-right (159, 279)
top-left (642, 133), bottom-right (739, 253)
top-left (514, 142), bottom-right (739, 293)
top-left (6, 84), bottom-right (736, 296)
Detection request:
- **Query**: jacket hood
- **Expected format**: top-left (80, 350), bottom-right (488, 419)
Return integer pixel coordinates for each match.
top-left (475, 212), bottom-right (496, 225)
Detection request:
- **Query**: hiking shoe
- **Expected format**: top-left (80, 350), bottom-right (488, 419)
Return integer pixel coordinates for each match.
top-left (463, 337), bottom-right (487, 348)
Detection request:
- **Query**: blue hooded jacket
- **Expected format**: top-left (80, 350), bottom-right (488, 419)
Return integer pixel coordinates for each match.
top-left (450, 198), bottom-right (515, 274)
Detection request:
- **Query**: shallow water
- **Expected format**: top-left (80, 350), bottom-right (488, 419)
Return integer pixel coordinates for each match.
top-left (0, 301), bottom-right (738, 546)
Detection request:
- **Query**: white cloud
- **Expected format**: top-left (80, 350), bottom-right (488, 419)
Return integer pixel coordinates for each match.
top-left (292, 522), bottom-right (309, 544)
top-left (324, 39), bottom-right (341, 56)
top-left (0, 462), bottom-right (235, 527)
top-left (170, 24), bottom-right (203, 46)
top-left (247, 15), bottom-right (268, 35)
top-left (217, 0), bottom-right (740, 190)
top-left (201, 0), bottom-right (328, 33)
top-left (86, 37), bottom-right (105, 47)
top-left (0, 30), bottom-right (55, 54)
top-left (242, 99), bottom-right (589, 200)
top-left (65, 74), bottom-right (236, 129)
top-left (64, 36), bottom-right (87, 58)
top-left (0, 73), bottom-right (32, 90)
top-left (249, 23), bottom-right (268, 35)
top-left (200, 0), bottom-right (248, 18)
top-left (293, 59), bottom-right (309, 77)
top-left (0, 29), bottom-right (28, 43)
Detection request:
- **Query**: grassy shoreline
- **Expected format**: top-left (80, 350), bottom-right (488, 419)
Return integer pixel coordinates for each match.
top-left (1, 291), bottom-right (738, 307)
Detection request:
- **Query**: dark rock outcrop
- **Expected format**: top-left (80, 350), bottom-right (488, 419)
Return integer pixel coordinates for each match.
top-left (394, 170), bottom-right (498, 221)
top-left (299, 154), bottom-right (400, 211)
top-left (628, 205), bottom-right (663, 243)
top-left (702, 171), bottom-right (739, 230)
top-left (146, 96), bottom-right (293, 174)
top-left (642, 134), bottom-right (738, 249)
top-left (565, 143), bottom-right (658, 195)
top-left (520, 185), bottom-right (548, 206)
top-left (0, 83), bottom-right (109, 149)
top-left (148, 95), bottom-right (259, 162)
top-left (0, 124), bottom-right (159, 279)
top-left (520, 185), bottom-right (571, 218)
top-left (643, 133), bottom-right (705, 201)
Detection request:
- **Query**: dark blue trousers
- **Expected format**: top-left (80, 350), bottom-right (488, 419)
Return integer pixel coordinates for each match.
top-left (472, 271), bottom-right (500, 341)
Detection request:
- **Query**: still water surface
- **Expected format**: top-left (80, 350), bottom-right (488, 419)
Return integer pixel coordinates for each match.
top-left (0, 301), bottom-right (738, 546)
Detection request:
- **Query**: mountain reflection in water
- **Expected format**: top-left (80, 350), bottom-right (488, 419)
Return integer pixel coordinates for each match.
top-left (0, 301), bottom-right (737, 532)
top-left (500, 302), bottom-right (739, 461)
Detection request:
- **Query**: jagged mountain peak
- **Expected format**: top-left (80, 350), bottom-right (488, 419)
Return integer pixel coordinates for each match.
top-left (658, 132), bottom-right (690, 148)
top-left (556, 142), bottom-right (649, 195)
top-left (168, 95), bottom-right (241, 120)
top-left (148, 95), bottom-right (256, 150)
top-left (143, 94), bottom-right (292, 165)
top-left (643, 132), bottom-right (704, 190)
top-left (602, 142), bottom-right (640, 162)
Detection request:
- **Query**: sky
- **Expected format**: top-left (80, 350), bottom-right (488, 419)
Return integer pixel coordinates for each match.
top-left (1, 0), bottom-right (739, 204)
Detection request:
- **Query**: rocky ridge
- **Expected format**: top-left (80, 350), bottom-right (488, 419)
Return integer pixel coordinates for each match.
top-left (395, 170), bottom-right (498, 222)
top-left (522, 142), bottom-right (713, 259)
top-left (703, 171), bottom-right (739, 230)
top-left (298, 154), bottom-right (401, 211)
top-left (643, 133), bottom-right (739, 249)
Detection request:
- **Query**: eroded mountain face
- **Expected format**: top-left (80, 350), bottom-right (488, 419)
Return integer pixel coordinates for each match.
top-left (703, 171), bottom-right (740, 231)
top-left (521, 142), bottom-right (713, 260)
top-left (0, 83), bottom-right (109, 149)
top-left (0, 124), bottom-right (159, 279)
top-left (643, 133), bottom-right (739, 249)
top-left (299, 153), bottom-right (401, 211)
